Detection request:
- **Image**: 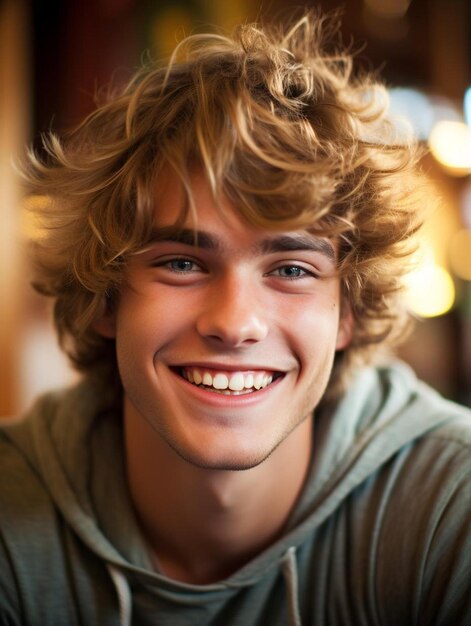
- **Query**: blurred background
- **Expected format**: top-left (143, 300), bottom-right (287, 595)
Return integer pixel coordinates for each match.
top-left (1, 0), bottom-right (470, 418)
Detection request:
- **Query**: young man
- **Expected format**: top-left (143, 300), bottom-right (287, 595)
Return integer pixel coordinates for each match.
top-left (1, 12), bottom-right (470, 626)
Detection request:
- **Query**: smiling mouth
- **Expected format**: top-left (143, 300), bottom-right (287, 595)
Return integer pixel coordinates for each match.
top-left (176, 367), bottom-right (284, 395)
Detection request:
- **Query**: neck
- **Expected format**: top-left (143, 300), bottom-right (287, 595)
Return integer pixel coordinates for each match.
top-left (124, 408), bottom-right (313, 585)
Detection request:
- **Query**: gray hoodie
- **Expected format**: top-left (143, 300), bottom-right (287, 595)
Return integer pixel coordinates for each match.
top-left (1, 362), bottom-right (470, 626)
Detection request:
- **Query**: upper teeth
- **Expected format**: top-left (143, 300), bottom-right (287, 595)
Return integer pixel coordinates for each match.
top-left (183, 368), bottom-right (274, 391)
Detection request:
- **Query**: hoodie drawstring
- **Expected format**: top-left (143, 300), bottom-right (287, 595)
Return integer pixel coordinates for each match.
top-left (107, 564), bottom-right (132, 626)
top-left (281, 546), bottom-right (302, 626)
top-left (106, 551), bottom-right (302, 626)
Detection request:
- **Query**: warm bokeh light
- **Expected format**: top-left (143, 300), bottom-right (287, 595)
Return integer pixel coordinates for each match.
top-left (429, 120), bottom-right (471, 175)
top-left (150, 6), bottom-right (194, 57)
top-left (449, 229), bottom-right (471, 281)
top-left (149, 0), bottom-right (254, 57)
top-left (363, 0), bottom-right (411, 19)
top-left (22, 194), bottom-right (50, 240)
top-left (405, 262), bottom-right (456, 318)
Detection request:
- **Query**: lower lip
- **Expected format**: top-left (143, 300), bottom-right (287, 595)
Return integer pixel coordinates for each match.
top-left (171, 369), bottom-right (285, 408)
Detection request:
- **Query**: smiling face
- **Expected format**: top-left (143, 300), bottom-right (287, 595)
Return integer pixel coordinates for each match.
top-left (98, 170), bottom-right (352, 471)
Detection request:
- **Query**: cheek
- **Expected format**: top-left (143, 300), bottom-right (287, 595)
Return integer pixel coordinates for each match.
top-left (118, 287), bottom-right (189, 335)
top-left (290, 302), bottom-right (341, 411)
top-left (281, 299), bottom-right (342, 409)
top-left (283, 295), bottom-right (342, 351)
top-left (114, 290), bottom-right (182, 368)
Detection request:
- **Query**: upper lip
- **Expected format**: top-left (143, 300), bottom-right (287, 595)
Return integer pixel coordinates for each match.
top-left (170, 362), bottom-right (286, 372)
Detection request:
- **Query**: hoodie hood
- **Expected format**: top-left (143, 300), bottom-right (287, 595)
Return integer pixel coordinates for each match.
top-left (4, 361), bottom-right (468, 625)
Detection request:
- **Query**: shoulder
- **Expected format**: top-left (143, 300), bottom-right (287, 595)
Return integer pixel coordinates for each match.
top-left (0, 420), bottom-right (62, 609)
top-left (333, 364), bottom-right (471, 624)
top-left (0, 419), bottom-right (47, 509)
top-left (0, 421), bottom-right (117, 625)
top-left (366, 415), bottom-right (471, 624)
top-left (0, 428), bottom-right (50, 620)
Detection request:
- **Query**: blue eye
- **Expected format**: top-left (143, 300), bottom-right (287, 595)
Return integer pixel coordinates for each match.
top-left (273, 265), bottom-right (312, 279)
top-left (152, 257), bottom-right (202, 273)
top-left (167, 259), bottom-right (196, 272)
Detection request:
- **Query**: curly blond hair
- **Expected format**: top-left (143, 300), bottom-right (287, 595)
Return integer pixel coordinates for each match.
top-left (24, 11), bottom-right (424, 398)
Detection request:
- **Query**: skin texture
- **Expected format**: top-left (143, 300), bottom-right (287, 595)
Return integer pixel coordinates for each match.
top-left (96, 169), bottom-right (352, 583)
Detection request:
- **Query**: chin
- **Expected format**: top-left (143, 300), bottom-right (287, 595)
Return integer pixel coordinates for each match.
top-left (168, 439), bottom-right (275, 472)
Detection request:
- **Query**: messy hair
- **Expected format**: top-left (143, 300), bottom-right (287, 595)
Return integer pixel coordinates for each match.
top-left (24, 11), bottom-right (424, 399)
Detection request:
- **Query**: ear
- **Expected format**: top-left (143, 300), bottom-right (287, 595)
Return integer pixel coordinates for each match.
top-left (92, 311), bottom-right (117, 339)
top-left (335, 304), bottom-right (354, 351)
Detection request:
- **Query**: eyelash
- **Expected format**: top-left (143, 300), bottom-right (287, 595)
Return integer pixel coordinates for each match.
top-left (157, 258), bottom-right (202, 273)
top-left (153, 257), bottom-right (317, 280)
top-left (270, 265), bottom-right (316, 279)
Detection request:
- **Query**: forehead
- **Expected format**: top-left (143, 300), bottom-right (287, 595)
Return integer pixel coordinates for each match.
top-left (153, 167), bottom-right (220, 226)
top-left (150, 167), bottom-right (336, 263)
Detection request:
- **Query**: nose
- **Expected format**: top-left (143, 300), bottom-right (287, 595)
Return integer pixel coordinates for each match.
top-left (196, 273), bottom-right (269, 347)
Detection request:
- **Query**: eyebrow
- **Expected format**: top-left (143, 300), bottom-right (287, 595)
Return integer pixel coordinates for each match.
top-left (145, 227), bottom-right (219, 250)
top-left (144, 227), bottom-right (336, 262)
top-left (258, 234), bottom-right (336, 260)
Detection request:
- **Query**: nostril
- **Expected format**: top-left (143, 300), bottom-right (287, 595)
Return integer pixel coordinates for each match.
top-left (196, 313), bottom-right (269, 347)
